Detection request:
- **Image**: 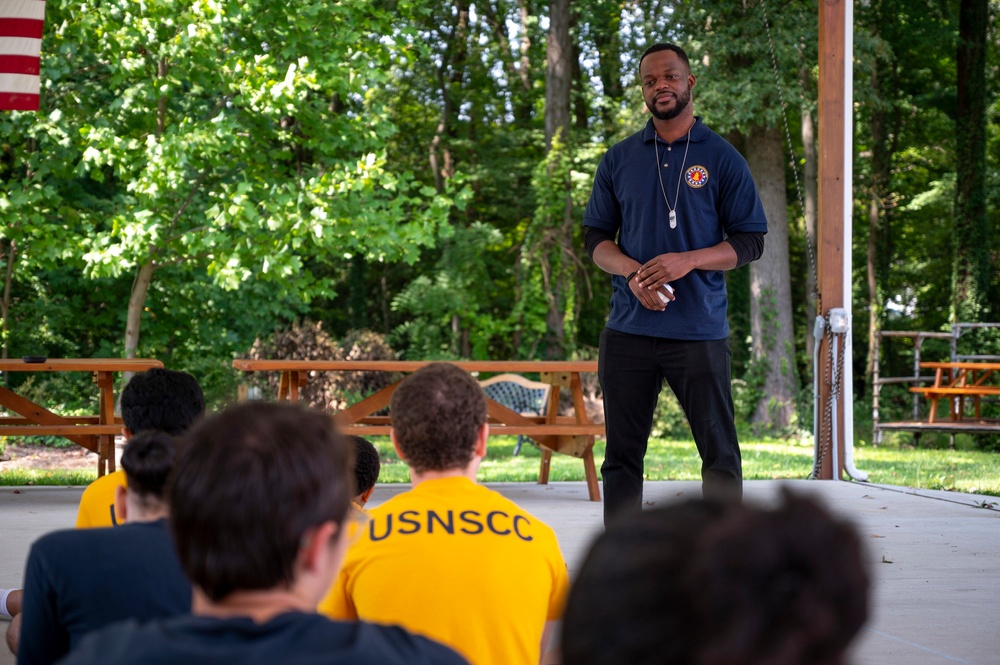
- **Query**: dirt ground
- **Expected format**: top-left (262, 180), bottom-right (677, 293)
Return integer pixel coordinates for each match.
top-left (0, 443), bottom-right (104, 472)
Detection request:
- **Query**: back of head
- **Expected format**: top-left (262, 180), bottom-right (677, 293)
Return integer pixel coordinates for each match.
top-left (119, 430), bottom-right (178, 501)
top-left (121, 368), bottom-right (205, 436)
top-left (351, 435), bottom-right (380, 495)
top-left (562, 489), bottom-right (870, 665)
top-left (168, 401), bottom-right (352, 601)
top-left (389, 363), bottom-right (487, 473)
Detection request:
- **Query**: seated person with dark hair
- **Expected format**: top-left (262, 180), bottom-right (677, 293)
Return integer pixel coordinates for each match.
top-left (320, 363), bottom-right (569, 665)
top-left (561, 489), bottom-right (870, 665)
top-left (58, 401), bottom-right (467, 665)
top-left (3, 369), bottom-right (204, 656)
top-left (350, 435), bottom-right (380, 510)
top-left (76, 367), bottom-right (206, 529)
top-left (16, 431), bottom-right (191, 665)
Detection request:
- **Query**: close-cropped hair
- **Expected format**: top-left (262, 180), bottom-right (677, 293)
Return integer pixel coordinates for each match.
top-left (562, 489), bottom-right (870, 665)
top-left (351, 435), bottom-right (381, 494)
top-left (389, 363), bottom-right (487, 473)
top-left (638, 42), bottom-right (691, 74)
top-left (119, 430), bottom-right (178, 500)
top-left (168, 401), bottom-right (353, 602)
top-left (121, 367), bottom-right (205, 436)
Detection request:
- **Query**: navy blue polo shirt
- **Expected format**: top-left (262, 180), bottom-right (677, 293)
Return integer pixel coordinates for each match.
top-left (583, 117), bottom-right (768, 340)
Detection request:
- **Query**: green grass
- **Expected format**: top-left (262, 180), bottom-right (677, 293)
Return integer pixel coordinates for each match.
top-left (4, 434), bottom-right (999, 497)
top-left (0, 468), bottom-right (100, 487)
top-left (361, 434), bottom-right (1000, 497)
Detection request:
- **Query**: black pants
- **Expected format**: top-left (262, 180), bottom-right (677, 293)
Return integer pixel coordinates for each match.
top-left (598, 328), bottom-right (742, 524)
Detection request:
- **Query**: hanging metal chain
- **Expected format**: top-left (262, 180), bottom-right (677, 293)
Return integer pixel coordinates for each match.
top-left (810, 319), bottom-right (849, 479)
top-left (758, 0), bottom-right (821, 315)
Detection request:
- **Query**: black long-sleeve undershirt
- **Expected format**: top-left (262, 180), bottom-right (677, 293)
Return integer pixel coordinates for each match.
top-left (584, 226), bottom-right (765, 269)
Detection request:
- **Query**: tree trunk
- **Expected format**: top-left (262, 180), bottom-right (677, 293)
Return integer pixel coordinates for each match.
top-left (865, 62), bottom-right (888, 383)
top-left (591, 0), bottom-right (624, 136)
top-left (124, 262), bottom-right (155, 360)
top-left (543, 0), bottom-right (573, 360)
top-left (745, 126), bottom-right (798, 429)
top-left (545, 0), bottom-right (571, 153)
top-left (800, 68), bottom-right (819, 359)
top-left (952, 0), bottom-right (990, 324)
top-left (1, 239), bottom-right (15, 364)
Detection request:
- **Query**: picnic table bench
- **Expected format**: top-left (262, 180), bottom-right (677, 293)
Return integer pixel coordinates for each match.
top-left (909, 361), bottom-right (1000, 424)
top-left (233, 359), bottom-right (604, 501)
top-left (0, 358), bottom-right (164, 475)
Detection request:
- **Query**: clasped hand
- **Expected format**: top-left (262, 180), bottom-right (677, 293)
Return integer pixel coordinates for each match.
top-left (629, 253), bottom-right (693, 311)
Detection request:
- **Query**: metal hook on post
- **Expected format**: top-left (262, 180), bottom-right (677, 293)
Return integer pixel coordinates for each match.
top-left (812, 309), bottom-right (868, 482)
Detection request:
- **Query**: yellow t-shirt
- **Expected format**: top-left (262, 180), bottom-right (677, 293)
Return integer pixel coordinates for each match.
top-left (75, 470), bottom-right (126, 528)
top-left (319, 476), bottom-right (569, 665)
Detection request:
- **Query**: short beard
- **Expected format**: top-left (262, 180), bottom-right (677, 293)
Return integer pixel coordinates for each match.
top-left (647, 89), bottom-right (691, 121)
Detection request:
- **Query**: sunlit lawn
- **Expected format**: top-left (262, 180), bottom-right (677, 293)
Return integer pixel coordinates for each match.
top-left (4, 434), bottom-right (999, 498)
top-left (368, 434), bottom-right (1000, 498)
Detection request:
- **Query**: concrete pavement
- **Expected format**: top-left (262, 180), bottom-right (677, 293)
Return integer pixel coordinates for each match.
top-left (2, 479), bottom-right (998, 665)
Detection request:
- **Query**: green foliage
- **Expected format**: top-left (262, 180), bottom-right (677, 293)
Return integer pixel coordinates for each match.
top-left (391, 221), bottom-right (512, 359)
top-left (0, 0), bottom-right (996, 437)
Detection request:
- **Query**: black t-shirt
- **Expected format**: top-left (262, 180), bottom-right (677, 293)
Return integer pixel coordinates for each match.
top-left (19, 519), bottom-right (191, 665)
top-left (55, 612), bottom-right (469, 665)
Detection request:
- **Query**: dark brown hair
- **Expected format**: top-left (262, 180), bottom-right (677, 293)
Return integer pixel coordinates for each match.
top-left (390, 363), bottom-right (487, 473)
top-left (563, 489), bottom-right (870, 665)
top-left (638, 42), bottom-right (692, 74)
top-left (169, 401), bottom-right (352, 601)
top-left (121, 367), bottom-right (205, 436)
top-left (351, 435), bottom-right (381, 494)
top-left (119, 430), bottom-right (177, 500)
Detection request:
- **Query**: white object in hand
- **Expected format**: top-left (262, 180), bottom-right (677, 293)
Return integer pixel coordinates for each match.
top-left (657, 283), bottom-right (675, 303)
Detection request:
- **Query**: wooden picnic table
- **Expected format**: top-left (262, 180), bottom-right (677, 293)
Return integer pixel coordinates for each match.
top-left (910, 361), bottom-right (1000, 423)
top-left (0, 358), bottom-right (164, 475)
top-left (232, 359), bottom-right (604, 501)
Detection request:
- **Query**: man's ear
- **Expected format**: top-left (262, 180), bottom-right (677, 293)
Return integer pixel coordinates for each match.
top-left (299, 521), bottom-right (339, 572)
top-left (390, 429), bottom-right (407, 461)
top-left (359, 486), bottom-right (376, 505)
top-left (122, 427), bottom-right (133, 440)
top-left (474, 422), bottom-right (489, 458)
top-left (114, 484), bottom-right (129, 523)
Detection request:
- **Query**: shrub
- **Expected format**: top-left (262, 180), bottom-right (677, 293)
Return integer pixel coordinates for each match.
top-left (245, 322), bottom-right (400, 411)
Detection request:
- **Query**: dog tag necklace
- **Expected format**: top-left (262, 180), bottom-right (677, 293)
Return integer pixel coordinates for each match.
top-left (654, 127), bottom-right (691, 229)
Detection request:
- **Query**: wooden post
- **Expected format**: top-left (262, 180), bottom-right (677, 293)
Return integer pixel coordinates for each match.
top-left (816, 0), bottom-right (848, 479)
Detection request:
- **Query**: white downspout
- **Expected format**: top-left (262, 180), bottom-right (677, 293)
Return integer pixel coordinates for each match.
top-left (841, 0), bottom-right (867, 482)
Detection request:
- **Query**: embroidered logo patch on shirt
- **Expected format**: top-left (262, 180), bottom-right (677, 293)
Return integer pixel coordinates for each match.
top-left (685, 166), bottom-right (709, 188)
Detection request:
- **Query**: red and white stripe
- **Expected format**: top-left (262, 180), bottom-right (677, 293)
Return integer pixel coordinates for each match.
top-left (0, 0), bottom-right (45, 111)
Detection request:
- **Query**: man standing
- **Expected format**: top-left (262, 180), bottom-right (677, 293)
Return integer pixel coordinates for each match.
top-left (583, 43), bottom-right (768, 523)
top-left (320, 363), bottom-right (569, 665)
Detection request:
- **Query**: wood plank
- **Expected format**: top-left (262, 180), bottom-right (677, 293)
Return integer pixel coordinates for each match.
top-left (910, 387), bottom-right (1000, 395)
top-left (337, 423), bottom-right (604, 437)
top-left (233, 359), bottom-right (598, 373)
top-left (0, 425), bottom-right (121, 436)
top-left (0, 358), bottom-right (163, 372)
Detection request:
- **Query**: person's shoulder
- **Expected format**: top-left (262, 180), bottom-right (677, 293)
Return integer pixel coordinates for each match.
top-left (349, 620), bottom-right (470, 664)
top-left (81, 470), bottom-right (126, 495)
top-left (54, 619), bottom-right (148, 665)
top-left (32, 525), bottom-right (99, 553)
top-left (274, 613), bottom-right (468, 664)
top-left (474, 485), bottom-right (560, 533)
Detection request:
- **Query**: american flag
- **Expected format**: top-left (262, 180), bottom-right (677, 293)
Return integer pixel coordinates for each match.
top-left (0, 0), bottom-right (45, 111)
